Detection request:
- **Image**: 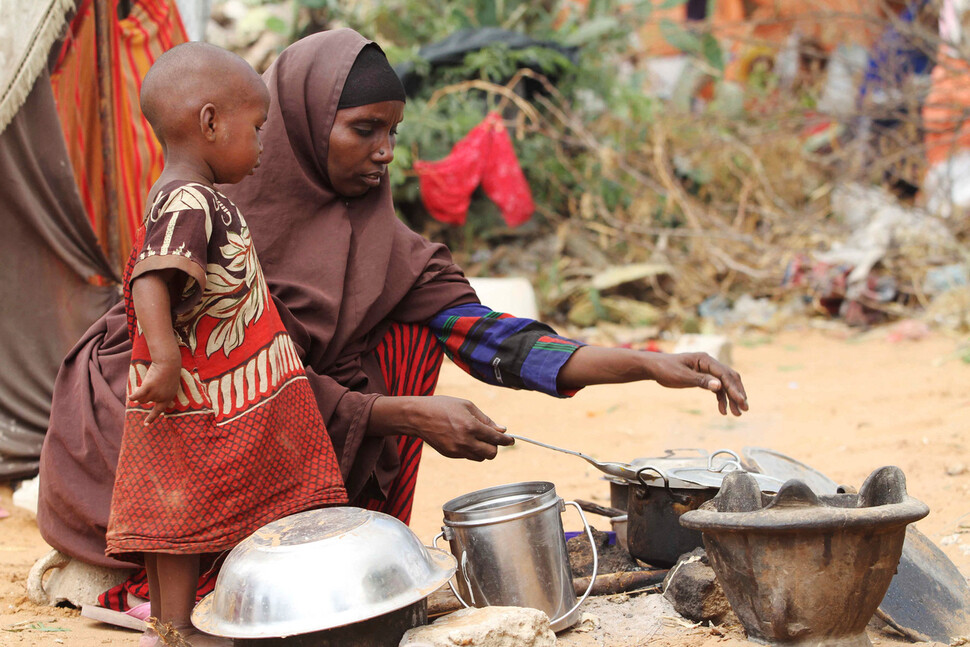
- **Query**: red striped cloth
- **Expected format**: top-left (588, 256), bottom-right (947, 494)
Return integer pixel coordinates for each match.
top-left (50, 0), bottom-right (186, 274)
top-left (360, 323), bottom-right (445, 524)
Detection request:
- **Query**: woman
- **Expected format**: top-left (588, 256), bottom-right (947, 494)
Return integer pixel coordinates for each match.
top-left (37, 28), bottom-right (747, 608)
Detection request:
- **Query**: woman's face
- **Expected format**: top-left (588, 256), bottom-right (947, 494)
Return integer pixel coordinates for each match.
top-left (327, 100), bottom-right (405, 197)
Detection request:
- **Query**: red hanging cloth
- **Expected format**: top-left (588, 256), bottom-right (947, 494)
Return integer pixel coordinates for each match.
top-left (414, 112), bottom-right (534, 227)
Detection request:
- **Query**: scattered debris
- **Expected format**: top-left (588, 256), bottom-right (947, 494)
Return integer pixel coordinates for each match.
top-left (12, 474), bottom-right (39, 516)
top-left (571, 612), bottom-right (600, 633)
top-left (924, 265), bottom-right (970, 296)
top-left (591, 263), bottom-right (673, 291)
top-left (887, 319), bottom-right (931, 342)
top-left (947, 464), bottom-right (968, 477)
top-left (2, 619), bottom-right (69, 633)
top-left (672, 334), bottom-right (733, 365)
top-left (147, 617), bottom-right (191, 647)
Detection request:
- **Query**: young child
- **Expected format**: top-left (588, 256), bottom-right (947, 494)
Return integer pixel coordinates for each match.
top-left (105, 43), bottom-right (347, 646)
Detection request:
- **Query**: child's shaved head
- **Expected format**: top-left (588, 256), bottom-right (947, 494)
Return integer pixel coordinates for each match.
top-left (141, 42), bottom-right (266, 144)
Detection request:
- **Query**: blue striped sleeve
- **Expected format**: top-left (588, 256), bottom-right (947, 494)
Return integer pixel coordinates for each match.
top-left (429, 303), bottom-right (585, 397)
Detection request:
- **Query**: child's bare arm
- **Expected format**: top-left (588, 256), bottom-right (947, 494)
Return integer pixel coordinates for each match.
top-left (129, 270), bottom-right (182, 425)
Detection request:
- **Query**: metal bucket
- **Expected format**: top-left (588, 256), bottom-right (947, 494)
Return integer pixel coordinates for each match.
top-left (434, 482), bottom-right (597, 632)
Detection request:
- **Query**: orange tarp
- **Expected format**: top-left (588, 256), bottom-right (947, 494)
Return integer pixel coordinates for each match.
top-left (923, 51), bottom-right (970, 167)
top-left (739, 0), bottom-right (891, 51)
top-left (564, 0), bottom-right (895, 58)
top-left (50, 0), bottom-right (187, 270)
top-left (638, 0), bottom-right (745, 58)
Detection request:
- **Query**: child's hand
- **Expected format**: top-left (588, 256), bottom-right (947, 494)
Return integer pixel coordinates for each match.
top-left (129, 358), bottom-right (181, 425)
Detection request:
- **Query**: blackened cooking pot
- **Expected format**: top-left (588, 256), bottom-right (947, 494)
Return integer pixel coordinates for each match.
top-left (231, 599), bottom-right (426, 646)
top-left (622, 450), bottom-right (784, 568)
top-left (626, 465), bottom-right (719, 567)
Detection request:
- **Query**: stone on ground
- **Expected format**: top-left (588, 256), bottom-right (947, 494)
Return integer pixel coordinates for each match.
top-left (399, 606), bottom-right (556, 646)
top-left (662, 549), bottom-right (735, 624)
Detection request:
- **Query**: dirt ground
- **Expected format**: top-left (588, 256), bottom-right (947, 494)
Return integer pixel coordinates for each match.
top-left (1, 323), bottom-right (968, 646)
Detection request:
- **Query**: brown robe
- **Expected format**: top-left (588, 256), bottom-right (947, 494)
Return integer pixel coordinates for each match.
top-left (38, 28), bottom-right (476, 568)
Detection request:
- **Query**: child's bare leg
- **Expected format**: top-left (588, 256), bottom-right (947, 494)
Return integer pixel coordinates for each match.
top-left (155, 553), bottom-right (228, 646)
top-left (146, 553), bottom-right (162, 617)
top-left (140, 554), bottom-right (161, 647)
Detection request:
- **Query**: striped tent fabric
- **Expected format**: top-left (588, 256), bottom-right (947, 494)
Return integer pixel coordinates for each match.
top-left (50, 0), bottom-right (187, 276)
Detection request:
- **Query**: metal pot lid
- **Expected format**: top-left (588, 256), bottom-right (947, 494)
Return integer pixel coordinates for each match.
top-left (191, 507), bottom-right (456, 639)
top-left (741, 446), bottom-right (840, 495)
top-left (667, 466), bottom-right (786, 493)
top-left (630, 448), bottom-right (711, 470)
top-left (614, 448), bottom-right (759, 490)
top-left (442, 481), bottom-right (561, 526)
top-left (604, 448), bottom-right (712, 486)
top-left (633, 467), bottom-right (717, 490)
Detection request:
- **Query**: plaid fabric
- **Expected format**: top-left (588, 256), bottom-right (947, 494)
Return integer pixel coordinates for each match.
top-left (430, 303), bottom-right (584, 397)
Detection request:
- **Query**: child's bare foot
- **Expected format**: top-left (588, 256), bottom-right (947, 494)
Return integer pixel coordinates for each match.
top-left (147, 618), bottom-right (229, 647)
top-left (138, 627), bottom-right (159, 647)
top-left (172, 625), bottom-right (230, 647)
top-left (147, 618), bottom-right (232, 647)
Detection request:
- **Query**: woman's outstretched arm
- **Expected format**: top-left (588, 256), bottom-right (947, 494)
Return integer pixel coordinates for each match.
top-left (367, 306), bottom-right (748, 463)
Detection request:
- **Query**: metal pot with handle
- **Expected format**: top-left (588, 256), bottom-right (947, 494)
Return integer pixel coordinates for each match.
top-left (626, 450), bottom-right (784, 568)
top-left (626, 465), bottom-right (718, 567)
top-left (433, 481), bottom-right (598, 633)
top-left (500, 437), bottom-right (781, 569)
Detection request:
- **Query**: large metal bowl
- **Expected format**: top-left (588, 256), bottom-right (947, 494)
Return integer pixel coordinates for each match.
top-left (191, 507), bottom-right (456, 639)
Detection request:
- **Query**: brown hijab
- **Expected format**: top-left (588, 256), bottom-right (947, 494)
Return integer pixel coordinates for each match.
top-left (222, 29), bottom-right (477, 502)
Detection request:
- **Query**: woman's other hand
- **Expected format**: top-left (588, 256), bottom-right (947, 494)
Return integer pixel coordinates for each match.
top-left (369, 395), bottom-right (513, 461)
top-left (557, 346), bottom-right (749, 416)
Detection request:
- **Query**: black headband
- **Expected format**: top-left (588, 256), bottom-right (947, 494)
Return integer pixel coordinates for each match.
top-left (337, 44), bottom-right (407, 110)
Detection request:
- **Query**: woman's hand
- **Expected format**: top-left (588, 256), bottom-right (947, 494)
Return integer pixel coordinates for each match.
top-left (557, 346), bottom-right (748, 416)
top-left (129, 357), bottom-right (181, 425)
top-left (643, 352), bottom-right (748, 416)
top-left (369, 395), bottom-right (513, 461)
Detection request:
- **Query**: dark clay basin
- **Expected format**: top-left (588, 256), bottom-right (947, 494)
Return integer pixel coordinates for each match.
top-left (680, 466), bottom-right (928, 647)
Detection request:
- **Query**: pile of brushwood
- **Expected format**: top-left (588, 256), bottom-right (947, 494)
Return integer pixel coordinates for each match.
top-left (215, 0), bottom-right (970, 335)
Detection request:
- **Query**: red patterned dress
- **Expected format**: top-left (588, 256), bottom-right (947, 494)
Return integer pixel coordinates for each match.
top-left (105, 181), bottom-right (347, 560)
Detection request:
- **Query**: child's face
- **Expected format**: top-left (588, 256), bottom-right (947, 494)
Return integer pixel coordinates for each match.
top-left (211, 90), bottom-right (269, 185)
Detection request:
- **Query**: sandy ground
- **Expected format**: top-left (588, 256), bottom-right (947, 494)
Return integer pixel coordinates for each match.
top-left (1, 324), bottom-right (968, 646)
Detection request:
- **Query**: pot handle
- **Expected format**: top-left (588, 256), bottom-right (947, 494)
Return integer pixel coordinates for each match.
top-left (556, 500), bottom-right (598, 626)
top-left (433, 503), bottom-right (599, 628)
top-left (707, 449), bottom-right (742, 473)
top-left (26, 549), bottom-right (70, 606)
top-left (635, 465), bottom-right (691, 505)
top-left (432, 530), bottom-right (474, 609)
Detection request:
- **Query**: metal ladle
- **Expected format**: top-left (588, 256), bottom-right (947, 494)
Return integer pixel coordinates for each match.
top-left (507, 433), bottom-right (641, 482)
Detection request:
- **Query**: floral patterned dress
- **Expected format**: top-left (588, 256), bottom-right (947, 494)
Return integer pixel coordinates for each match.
top-left (106, 181), bottom-right (347, 560)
